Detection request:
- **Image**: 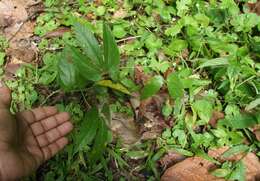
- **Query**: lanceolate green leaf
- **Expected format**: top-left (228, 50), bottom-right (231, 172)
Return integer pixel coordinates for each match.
top-left (58, 48), bottom-right (86, 91)
top-left (198, 57), bottom-right (229, 69)
top-left (245, 98), bottom-right (260, 111)
top-left (228, 113), bottom-right (258, 129)
top-left (220, 0), bottom-right (239, 16)
top-left (192, 99), bottom-right (213, 123)
top-left (58, 55), bottom-right (76, 90)
top-left (228, 161), bottom-right (246, 181)
top-left (231, 13), bottom-right (260, 32)
top-left (125, 151), bottom-right (149, 159)
top-left (73, 108), bottom-right (100, 155)
top-left (195, 149), bottom-right (220, 165)
top-left (221, 145), bottom-right (249, 159)
top-left (0, 52), bottom-right (5, 66)
top-left (164, 145), bottom-right (194, 156)
top-left (89, 116), bottom-right (109, 164)
top-left (103, 23), bottom-right (120, 72)
top-left (211, 168), bottom-right (231, 178)
top-left (74, 22), bottom-right (103, 66)
top-left (167, 72), bottom-right (184, 99)
top-left (97, 80), bottom-right (131, 95)
top-left (141, 75), bottom-right (164, 100)
top-left (66, 45), bottom-right (102, 81)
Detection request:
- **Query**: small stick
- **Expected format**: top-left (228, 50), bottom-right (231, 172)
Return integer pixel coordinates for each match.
top-left (116, 36), bottom-right (141, 43)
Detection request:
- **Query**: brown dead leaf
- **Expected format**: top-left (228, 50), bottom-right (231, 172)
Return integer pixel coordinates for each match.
top-left (137, 94), bottom-right (170, 140)
top-left (4, 63), bottom-right (21, 80)
top-left (209, 147), bottom-right (260, 181)
top-left (0, 0), bottom-right (28, 22)
top-left (0, 0), bottom-right (39, 78)
top-left (134, 65), bottom-right (150, 85)
top-left (15, 0), bottom-right (42, 7)
top-left (254, 130), bottom-right (260, 141)
top-left (163, 67), bottom-right (174, 79)
top-left (161, 147), bottom-right (260, 181)
top-left (129, 92), bottom-right (171, 140)
top-left (6, 47), bottom-right (36, 63)
top-left (93, 0), bottom-right (102, 6)
top-left (110, 113), bottom-right (140, 146)
top-left (252, 124), bottom-right (260, 141)
top-left (4, 46), bottom-right (37, 80)
top-left (26, 2), bottom-right (45, 20)
top-left (161, 157), bottom-right (222, 181)
top-left (0, 16), bottom-right (12, 29)
top-left (209, 111), bottom-right (225, 128)
top-left (4, 41), bottom-right (38, 79)
top-left (247, 2), bottom-right (260, 15)
top-left (0, 0), bottom-right (36, 48)
top-left (44, 27), bottom-right (71, 39)
top-left (159, 152), bottom-right (186, 169)
top-left (0, 0), bottom-right (29, 38)
top-left (141, 131), bottom-right (160, 140)
top-left (84, 13), bottom-right (95, 21)
top-left (113, 8), bottom-right (127, 19)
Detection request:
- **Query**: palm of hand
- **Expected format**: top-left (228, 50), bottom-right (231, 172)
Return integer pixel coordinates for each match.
top-left (0, 86), bottom-right (73, 180)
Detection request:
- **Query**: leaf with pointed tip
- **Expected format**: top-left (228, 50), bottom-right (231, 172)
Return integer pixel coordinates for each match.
top-left (222, 145), bottom-right (249, 159)
top-left (103, 23), bottom-right (120, 73)
top-left (141, 75), bottom-right (164, 100)
top-left (198, 58), bottom-right (229, 69)
top-left (167, 72), bottom-right (184, 99)
top-left (67, 45), bottom-right (102, 81)
top-left (73, 108), bottom-right (100, 155)
top-left (97, 80), bottom-right (131, 95)
top-left (245, 98), bottom-right (260, 111)
top-left (58, 47), bottom-right (86, 91)
top-left (89, 116), bottom-right (109, 164)
top-left (74, 22), bottom-right (103, 66)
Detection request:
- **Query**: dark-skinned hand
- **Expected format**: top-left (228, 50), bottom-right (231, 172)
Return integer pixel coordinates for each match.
top-left (0, 83), bottom-right (73, 180)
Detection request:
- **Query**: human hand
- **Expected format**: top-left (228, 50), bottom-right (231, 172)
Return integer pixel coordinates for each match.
top-left (0, 83), bottom-right (73, 180)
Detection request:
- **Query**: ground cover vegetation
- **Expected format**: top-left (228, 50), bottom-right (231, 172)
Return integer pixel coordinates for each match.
top-left (0, 0), bottom-right (260, 180)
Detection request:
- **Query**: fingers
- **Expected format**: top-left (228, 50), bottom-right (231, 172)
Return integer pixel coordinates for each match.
top-left (20, 106), bottom-right (73, 162)
top-left (0, 81), bottom-right (11, 106)
top-left (31, 107), bottom-right (58, 122)
top-left (17, 106), bottom-right (58, 125)
top-left (36, 121), bottom-right (73, 147)
top-left (41, 137), bottom-right (68, 161)
top-left (30, 112), bottom-right (70, 136)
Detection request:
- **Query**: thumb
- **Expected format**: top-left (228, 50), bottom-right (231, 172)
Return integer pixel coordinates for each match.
top-left (0, 81), bottom-right (11, 106)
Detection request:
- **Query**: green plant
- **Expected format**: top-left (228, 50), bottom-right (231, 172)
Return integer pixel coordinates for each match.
top-left (56, 21), bottom-right (129, 168)
top-left (58, 22), bottom-right (120, 90)
top-left (5, 0), bottom-right (260, 180)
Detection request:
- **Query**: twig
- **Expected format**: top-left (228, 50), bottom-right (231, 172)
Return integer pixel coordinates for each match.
top-left (7, 22), bottom-right (25, 42)
top-left (116, 36), bottom-right (141, 43)
top-left (236, 75), bottom-right (256, 88)
top-left (40, 89), bottom-right (61, 106)
top-left (80, 91), bottom-right (91, 109)
top-left (44, 47), bottom-right (64, 51)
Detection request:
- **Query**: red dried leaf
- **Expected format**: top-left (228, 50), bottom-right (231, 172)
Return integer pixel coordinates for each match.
top-left (161, 147), bottom-right (260, 181)
top-left (160, 152), bottom-right (186, 168)
top-left (209, 111), bottom-right (225, 128)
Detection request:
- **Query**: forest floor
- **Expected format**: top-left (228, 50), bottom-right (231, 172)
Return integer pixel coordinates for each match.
top-left (0, 0), bottom-right (260, 181)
